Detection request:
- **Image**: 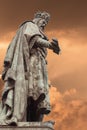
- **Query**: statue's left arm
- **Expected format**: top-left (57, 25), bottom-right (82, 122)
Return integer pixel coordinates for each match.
top-left (34, 36), bottom-right (52, 49)
top-left (32, 36), bottom-right (61, 55)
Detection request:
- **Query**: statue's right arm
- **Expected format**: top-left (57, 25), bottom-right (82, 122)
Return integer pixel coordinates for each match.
top-left (32, 36), bottom-right (53, 49)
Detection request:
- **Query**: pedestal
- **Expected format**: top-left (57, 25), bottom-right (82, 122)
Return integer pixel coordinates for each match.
top-left (0, 121), bottom-right (55, 130)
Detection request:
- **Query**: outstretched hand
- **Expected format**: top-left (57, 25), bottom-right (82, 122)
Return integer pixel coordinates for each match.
top-left (51, 38), bottom-right (61, 55)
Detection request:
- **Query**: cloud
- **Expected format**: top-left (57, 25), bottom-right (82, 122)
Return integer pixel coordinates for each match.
top-left (46, 29), bottom-right (87, 99)
top-left (0, 26), bottom-right (87, 129)
top-left (0, 31), bottom-right (15, 43)
top-left (0, 44), bottom-right (8, 74)
top-left (44, 86), bottom-right (87, 130)
top-left (0, 28), bottom-right (87, 99)
top-left (46, 27), bottom-right (87, 44)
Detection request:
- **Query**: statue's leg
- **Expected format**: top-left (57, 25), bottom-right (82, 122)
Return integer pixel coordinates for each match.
top-left (27, 97), bottom-right (44, 122)
top-left (36, 114), bottom-right (44, 121)
top-left (27, 107), bottom-right (44, 121)
top-left (27, 97), bottom-right (37, 121)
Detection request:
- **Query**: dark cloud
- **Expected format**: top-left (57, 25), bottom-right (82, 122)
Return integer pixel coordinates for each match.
top-left (0, 0), bottom-right (87, 36)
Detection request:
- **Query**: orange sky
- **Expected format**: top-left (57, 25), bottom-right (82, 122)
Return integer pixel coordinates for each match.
top-left (0, 0), bottom-right (87, 129)
top-left (0, 28), bottom-right (87, 129)
top-left (0, 28), bottom-right (87, 100)
top-left (47, 29), bottom-right (87, 100)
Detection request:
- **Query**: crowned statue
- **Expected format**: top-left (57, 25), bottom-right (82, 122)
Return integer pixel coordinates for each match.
top-left (0, 11), bottom-right (60, 126)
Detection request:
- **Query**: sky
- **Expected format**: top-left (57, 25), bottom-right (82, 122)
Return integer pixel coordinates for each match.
top-left (0, 0), bottom-right (87, 129)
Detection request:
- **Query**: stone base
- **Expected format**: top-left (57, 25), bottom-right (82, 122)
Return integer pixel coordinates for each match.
top-left (0, 121), bottom-right (55, 130)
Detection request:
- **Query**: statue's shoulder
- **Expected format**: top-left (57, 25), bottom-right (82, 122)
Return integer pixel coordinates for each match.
top-left (19, 21), bottom-right (35, 27)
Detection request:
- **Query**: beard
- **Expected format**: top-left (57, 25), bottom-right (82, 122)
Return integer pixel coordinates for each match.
top-left (39, 26), bottom-right (45, 31)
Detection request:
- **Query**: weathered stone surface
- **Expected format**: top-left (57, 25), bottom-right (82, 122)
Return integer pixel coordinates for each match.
top-left (0, 121), bottom-right (54, 130)
top-left (0, 11), bottom-right (60, 125)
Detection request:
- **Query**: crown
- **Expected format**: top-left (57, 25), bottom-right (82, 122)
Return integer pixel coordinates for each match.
top-left (34, 11), bottom-right (50, 22)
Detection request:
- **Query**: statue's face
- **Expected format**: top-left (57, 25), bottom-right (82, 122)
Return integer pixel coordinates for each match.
top-left (37, 19), bottom-right (48, 30)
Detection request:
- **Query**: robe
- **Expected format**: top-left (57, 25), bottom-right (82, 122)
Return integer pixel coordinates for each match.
top-left (0, 21), bottom-right (51, 122)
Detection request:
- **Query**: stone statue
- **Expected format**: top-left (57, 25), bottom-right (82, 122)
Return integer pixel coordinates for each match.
top-left (0, 11), bottom-right (60, 125)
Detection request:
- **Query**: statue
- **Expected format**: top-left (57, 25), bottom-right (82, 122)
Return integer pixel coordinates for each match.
top-left (0, 11), bottom-right (60, 126)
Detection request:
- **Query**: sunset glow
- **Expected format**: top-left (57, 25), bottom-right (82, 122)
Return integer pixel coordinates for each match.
top-left (0, 0), bottom-right (87, 129)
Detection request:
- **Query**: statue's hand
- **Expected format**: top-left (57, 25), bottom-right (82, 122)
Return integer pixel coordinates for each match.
top-left (50, 38), bottom-right (61, 55)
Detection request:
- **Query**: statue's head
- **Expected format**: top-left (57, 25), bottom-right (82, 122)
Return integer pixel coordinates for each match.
top-left (33, 11), bottom-right (50, 30)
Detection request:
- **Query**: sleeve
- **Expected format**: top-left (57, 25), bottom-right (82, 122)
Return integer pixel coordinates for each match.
top-left (24, 22), bottom-right (52, 49)
top-left (24, 22), bottom-right (41, 42)
top-left (30, 35), bottom-right (52, 49)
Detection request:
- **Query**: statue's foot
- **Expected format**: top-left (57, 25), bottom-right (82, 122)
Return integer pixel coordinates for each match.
top-left (0, 120), bottom-right (7, 126)
top-left (5, 116), bottom-right (18, 126)
top-left (0, 115), bottom-right (7, 125)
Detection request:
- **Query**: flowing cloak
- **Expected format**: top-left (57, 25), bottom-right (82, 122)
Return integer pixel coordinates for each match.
top-left (0, 21), bottom-right (51, 121)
